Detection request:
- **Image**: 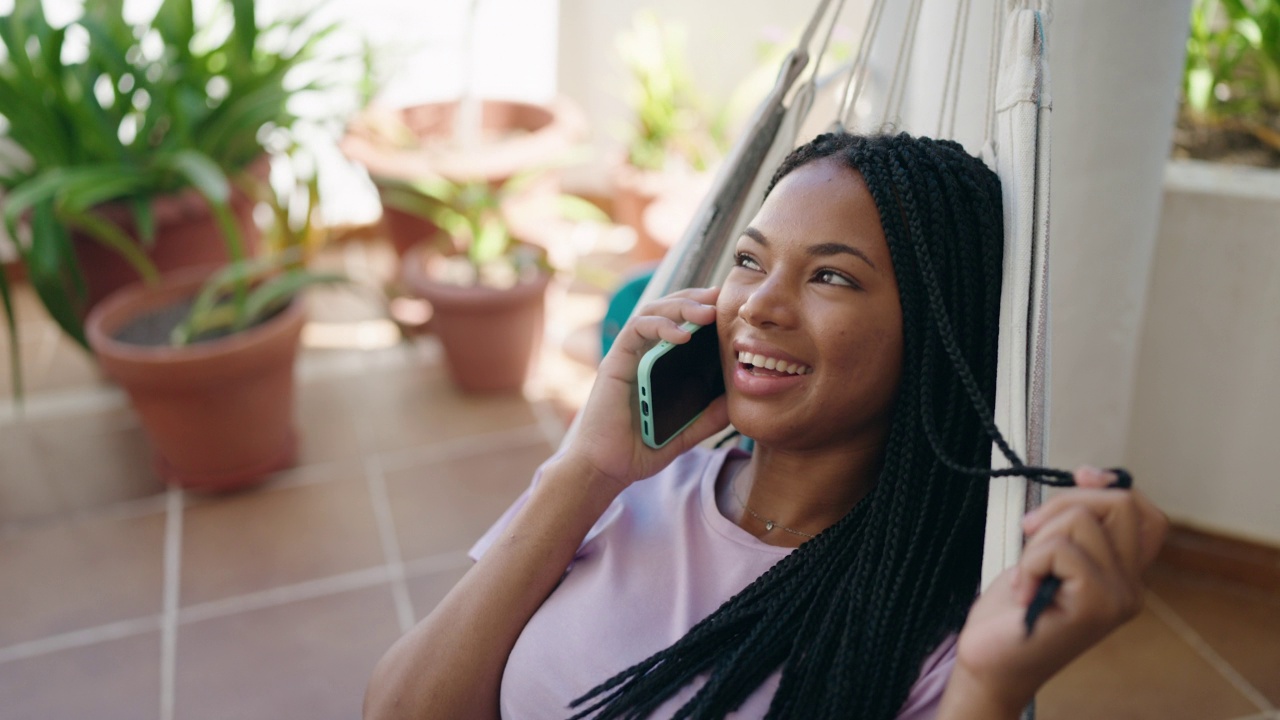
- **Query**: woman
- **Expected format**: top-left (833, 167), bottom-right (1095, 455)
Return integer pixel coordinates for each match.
top-left (364, 132), bottom-right (1167, 720)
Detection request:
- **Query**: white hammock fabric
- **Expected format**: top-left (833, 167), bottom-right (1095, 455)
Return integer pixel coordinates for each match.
top-left (629, 0), bottom-right (1053, 589)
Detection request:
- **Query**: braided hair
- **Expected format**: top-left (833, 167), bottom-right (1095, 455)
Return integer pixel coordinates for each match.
top-left (570, 132), bottom-right (1065, 720)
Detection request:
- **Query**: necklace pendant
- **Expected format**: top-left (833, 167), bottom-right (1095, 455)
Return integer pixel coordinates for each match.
top-left (765, 521), bottom-right (775, 532)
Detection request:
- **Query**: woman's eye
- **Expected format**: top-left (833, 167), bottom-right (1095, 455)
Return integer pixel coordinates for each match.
top-left (734, 253), bottom-right (762, 271)
top-left (814, 269), bottom-right (858, 288)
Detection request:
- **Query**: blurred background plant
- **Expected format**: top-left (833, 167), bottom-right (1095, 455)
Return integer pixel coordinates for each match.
top-left (0, 0), bottom-right (353, 390)
top-left (616, 9), bottom-right (726, 174)
top-left (378, 168), bottom-right (606, 289)
top-left (1176, 0), bottom-right (1280, 166)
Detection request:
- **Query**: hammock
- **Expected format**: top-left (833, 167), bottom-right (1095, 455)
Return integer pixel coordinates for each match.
top-left (633, 0), bottom-right (1054, 593)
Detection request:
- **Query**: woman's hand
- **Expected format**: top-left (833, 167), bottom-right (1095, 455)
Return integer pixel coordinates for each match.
top-left (940, 467), bottom-right (1169, 719)
top-left (555, 286), bottom-right (731, 493)
top-left (364, 291), bottom-right (730, 720)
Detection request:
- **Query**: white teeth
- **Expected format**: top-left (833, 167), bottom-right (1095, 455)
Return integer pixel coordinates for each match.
top-left (737, 350), bottom-right (810, 376)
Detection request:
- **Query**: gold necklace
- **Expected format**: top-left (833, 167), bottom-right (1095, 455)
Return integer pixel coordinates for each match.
top-left (731, 468), bottom-right (817, 540)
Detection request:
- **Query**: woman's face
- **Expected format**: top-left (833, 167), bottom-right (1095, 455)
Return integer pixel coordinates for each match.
top-left (716, 156), bottom-right (904, 450)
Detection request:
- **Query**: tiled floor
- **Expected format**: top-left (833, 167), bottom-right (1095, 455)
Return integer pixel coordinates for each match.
top-left (2, 241), bottom-right (1278, 720)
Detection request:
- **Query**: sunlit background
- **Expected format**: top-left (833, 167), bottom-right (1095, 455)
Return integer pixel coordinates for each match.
top-left (1, 0), bottom-right (1277, 718)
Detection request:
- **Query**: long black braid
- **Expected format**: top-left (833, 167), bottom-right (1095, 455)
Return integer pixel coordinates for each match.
top-left (570, 132), bottom-right (1076, 720)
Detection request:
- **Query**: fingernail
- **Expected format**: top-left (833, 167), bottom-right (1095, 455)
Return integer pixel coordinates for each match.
top-left (1022, 508), bottom-right (1040, 528)
top-left (1076, 465), bottom-right (1100, 484)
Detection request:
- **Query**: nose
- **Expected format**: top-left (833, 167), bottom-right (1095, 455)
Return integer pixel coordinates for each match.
top-left (738, 274), bottom-right (798, 329)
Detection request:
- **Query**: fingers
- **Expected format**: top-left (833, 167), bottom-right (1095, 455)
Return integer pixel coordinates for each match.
top-left (1017, 505), bottom-right (1125, 605)
top-left (606, 288), bottom-right (720, 359)
top-left (1016, 524), bottom-right (1141, 630)
top-left (1023, 473), bottom-right (1143, 577)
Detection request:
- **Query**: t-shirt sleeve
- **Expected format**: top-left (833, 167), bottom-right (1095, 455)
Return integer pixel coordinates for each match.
top-left (894, 633), bottom-right (958, 720)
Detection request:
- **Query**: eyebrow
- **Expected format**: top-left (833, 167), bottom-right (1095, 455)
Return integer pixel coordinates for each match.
top-left (742, 226), bottom-right (877, 270)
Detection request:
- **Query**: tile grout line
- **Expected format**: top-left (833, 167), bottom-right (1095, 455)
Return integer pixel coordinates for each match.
top-left (350, 350), bottom-right (416, 636)
top-left (179, 566), bottom-right (391, 625)
top-left (363, 452), bottom-right (417, 634)
top-left (375, 424), bottom-right (549, 475)
top-left (0, 615), bottom-right (161, 665)
top-left (1145, 590), bottom-right (1275, 712)
top-left (0, 552), bottom-right (472, 666)
top-left (159, 488), bottom-right (183, 720)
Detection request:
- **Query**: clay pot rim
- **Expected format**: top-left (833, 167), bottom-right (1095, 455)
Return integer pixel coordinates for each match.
top-left (400, 241), bottom-right (552, 307)
top-left (91, 155), bottom-right (271, 227)
top-left (341, 96), bottom-right (587, 184)
top-left (86, 264), bottom-right (306, 366)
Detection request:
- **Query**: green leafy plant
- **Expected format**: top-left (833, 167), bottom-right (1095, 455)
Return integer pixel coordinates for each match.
top-left (169, 248), bottom-right (344, 345)
top-left (616, 10), bottom-right (726, 173)
top-left (0, 0), bottom-right (337, 391)
top-left (1183, 0), bottom-right (1280, 153)
top-left (377, 170), bottom-right (608, 288)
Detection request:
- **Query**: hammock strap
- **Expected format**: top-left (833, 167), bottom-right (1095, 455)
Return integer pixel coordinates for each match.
top-left (837, 0), bottom-right (889, 129)
top-left (937, 0), bottom-right (976, 138)
top-left (805, 0), bottom-right (848, 93)
top-left (984, 0), bottom-right (1006, 145)
top-left (883, 0), bottom-right (928, 126)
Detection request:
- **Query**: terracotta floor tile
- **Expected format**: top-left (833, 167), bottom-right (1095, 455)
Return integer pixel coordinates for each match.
top-left (0, 423), bottom-right (56, 524)
top-left (175, 585), bottom-right (400, 720)
top-left (0, 631), bottom-right (161, 720)
top-left (3, 282), bottom-right (56, 326)
top-left (0, 409), bottom-right (162, 524)
top-left (0, 512), bottom-right (165, 647)
top-left (0, 322), bottom-right (56, 397)
top-left (358, 363), bottom-right (540, 454)
top-left (294, 374), bottom-right (368, 465)
top-left (28, 333), bottom-right (108, 393)
top-left (1148, 562), bottom-right (1280, 706)
top-left (180, 474), bottom-right (384, 606)
top-left (1037, 604), bottom-right (1261, 720)
top-left (405, 563), bottom-right (471, 621)
top-left (385, 439), bottom-right (553, 561)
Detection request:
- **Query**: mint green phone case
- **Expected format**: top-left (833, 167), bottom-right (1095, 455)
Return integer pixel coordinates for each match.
top-left (637, 321), bottom-right (709, 449)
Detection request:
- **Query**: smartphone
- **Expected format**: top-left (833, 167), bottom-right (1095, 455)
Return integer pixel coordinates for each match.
top-left (637, 321), bottom-right (726, 449)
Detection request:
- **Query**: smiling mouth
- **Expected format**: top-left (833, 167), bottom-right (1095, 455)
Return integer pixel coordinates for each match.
top-left (736, 351), bottom-right (812, 376)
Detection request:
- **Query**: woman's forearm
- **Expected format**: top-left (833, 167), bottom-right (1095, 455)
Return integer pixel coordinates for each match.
top-left (936, 664), bottom-right (1025, 720)
top-left (363, 454), bottom-right (623, 720)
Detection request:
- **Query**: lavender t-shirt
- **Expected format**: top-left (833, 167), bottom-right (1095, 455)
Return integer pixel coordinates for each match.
top-left (470, 446), bottom-right (956, 719)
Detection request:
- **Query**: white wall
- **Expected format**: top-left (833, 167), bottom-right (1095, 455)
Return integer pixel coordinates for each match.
top-left (556, 0), bottom-right (867, 193)
top-left (1040, 0), bottom-right (1193, 469)
top-left (1125, 162), bottom-right (1280, 546)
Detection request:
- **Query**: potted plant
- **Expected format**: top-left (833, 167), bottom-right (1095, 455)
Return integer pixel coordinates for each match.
top-left (380, 171), bottom-right (606, 394)
top-left (84, 253), bottom-right (344, 492)
top-left (612, 10), bottom-right (726, 261)
top-left (0, 0), bottom-right (328, 395)
top-left (337, 0), bottom-right (585, 258)
top-left (1175, 0), bottom-right (1280, 166)
top-left (83, 154), bottom-right (348, 492)
top-left (0, 0), bottom-right (355, 491)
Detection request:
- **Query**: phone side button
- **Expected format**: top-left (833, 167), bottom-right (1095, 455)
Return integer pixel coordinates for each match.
top-left (641, 401), bottom-right (649, 415)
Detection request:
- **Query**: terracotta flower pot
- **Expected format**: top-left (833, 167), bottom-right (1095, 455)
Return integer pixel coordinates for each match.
top-left (611, 161), bottom-right (666, 261)
top-left (342, 97), bottom-right (585, 256)
top-left (71, 162), bottom-right (266, 312)
top-left (400, 243), bottom-right (550, 394)
top-left (85, 266), bottom-right (305, 492)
